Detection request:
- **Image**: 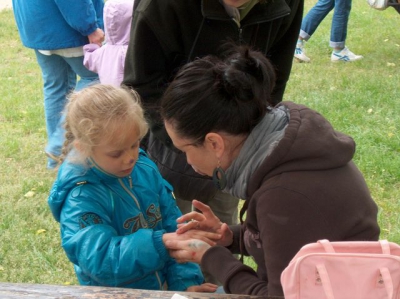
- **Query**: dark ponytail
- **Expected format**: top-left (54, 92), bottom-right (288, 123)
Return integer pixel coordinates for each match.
top-left (161, 44), bottom-right (276, 144)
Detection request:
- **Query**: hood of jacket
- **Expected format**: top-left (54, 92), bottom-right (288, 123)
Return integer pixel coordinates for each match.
top-left (48, 161), bottom-right (106, 223)
top-left (48, 149), bottom-right (145, 223)
top-left (104, 0), bottom-right (134, 45)
top-left (247, 101), bottom-right (356, 197)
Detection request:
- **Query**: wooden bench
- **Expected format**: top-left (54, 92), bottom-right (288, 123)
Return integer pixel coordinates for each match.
top-left (0, 282), bottom-right (282, 298)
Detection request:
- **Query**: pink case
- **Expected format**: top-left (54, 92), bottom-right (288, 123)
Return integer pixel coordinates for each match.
top-left (281, 239), bottom-right (400, 299)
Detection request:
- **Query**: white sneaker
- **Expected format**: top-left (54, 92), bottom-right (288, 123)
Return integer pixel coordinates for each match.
top-left (367, 0), bottom-right (388, 10)
top-left (331, 47), bottom-right (364, 62)
top-left (294, 43), bottom-right (311, 63)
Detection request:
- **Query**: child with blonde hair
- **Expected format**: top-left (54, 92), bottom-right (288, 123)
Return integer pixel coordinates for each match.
top-left (47, 84), bottom-right (218, 292)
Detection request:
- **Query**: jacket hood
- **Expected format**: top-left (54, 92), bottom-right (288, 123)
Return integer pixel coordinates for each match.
top-left (48, 158), bottom-right (125, 222)
top-left (249, 102), bottom-right (356, 194)
top-left (48, 162), bottom-right (98, 222)
top-left (104, 0), bottom-right (134, 45)
top-left (48, 149), bottom-right (147, 222)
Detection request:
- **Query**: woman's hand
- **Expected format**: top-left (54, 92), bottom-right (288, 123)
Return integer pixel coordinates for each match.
top-left (177, 200), bottom-right (233, 247)
top-left (186, 282), bottom-right (218, 293)
top-left (176, 200), bottom-right (223, 232)
top-left (166, 239), bottom-right (210, 264)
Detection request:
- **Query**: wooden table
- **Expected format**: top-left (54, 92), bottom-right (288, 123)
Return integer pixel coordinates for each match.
top-left (0, 283), bottom-right (280, 298)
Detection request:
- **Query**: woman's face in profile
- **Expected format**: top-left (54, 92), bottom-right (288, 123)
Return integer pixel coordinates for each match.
top-left (165, 120), bottom-right (218, 177)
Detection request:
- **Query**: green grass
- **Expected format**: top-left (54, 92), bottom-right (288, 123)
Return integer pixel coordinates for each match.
top-left (286, 2), bottom-right (400, 242)
top-left (0, 8), bottom-right (77, 285)
top-left (0, 2), bottom-right (399, 284)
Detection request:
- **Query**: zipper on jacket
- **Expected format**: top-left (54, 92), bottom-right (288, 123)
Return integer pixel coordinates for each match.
top-left (128, 176), bottom-right (133, 189)
top-left (108, 189), bottom-right (115, 219)
top-left (222, 12), bottom-right (290, 51)
top-left (155, 271), bottom-right (163, 289)
top-left (119, 178), bottom-right (140, 208)
top-left (208, 9), bottom-right (290, 29)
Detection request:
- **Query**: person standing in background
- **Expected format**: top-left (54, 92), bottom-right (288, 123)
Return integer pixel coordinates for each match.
top-left (84, 0), bottom-right (134, 87)
top-left (294, 0), bottom-right (363, 62)
top-left (122, 1), bottom-right (304, 278)
top-left (12, 0), bottom-right (105, 169)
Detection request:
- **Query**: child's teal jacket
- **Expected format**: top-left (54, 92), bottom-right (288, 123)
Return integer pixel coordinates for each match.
top-left (48, 149), bottom-right (203, 290)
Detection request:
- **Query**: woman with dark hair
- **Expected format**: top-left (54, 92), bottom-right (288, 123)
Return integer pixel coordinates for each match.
top-left (161, 45), bottom-right (380, 297)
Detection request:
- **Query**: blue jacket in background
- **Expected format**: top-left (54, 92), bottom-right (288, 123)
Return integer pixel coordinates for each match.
top-left (12, 0), bottom-right (104, 50)
top-left (48, 149), bottom-right (204, 290)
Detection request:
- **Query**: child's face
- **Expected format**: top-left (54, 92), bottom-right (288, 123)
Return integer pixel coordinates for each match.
top-left (91, 128), bottom-right (141, 177)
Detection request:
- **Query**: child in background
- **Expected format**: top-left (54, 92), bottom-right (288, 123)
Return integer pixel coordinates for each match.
top-left (47, 84), bottom-right (218, 292)
top-left (83, 0), bottom-right (133, 86)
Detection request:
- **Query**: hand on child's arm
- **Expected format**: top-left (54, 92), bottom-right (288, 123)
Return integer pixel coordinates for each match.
top-left (186, 283), bottom-right (218, 293)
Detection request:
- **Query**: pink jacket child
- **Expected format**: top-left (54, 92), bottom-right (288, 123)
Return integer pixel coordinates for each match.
top-left (83, 0), bottom-right (134, 86)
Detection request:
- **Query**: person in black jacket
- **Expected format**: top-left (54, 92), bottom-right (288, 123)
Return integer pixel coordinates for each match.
top-left (122, 0), bottom-right (304, 283)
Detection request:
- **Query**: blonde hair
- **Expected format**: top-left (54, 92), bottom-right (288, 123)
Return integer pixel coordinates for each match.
top-left (61, 84), bottom-right (148, 164)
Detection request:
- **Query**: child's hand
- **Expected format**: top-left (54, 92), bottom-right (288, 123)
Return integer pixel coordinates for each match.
top-left (163, 230), bottom-right (221, 247)
top-left (166, 239), bottom-right (210, 264)
top-left (186, 282), bottom-right (218, 293)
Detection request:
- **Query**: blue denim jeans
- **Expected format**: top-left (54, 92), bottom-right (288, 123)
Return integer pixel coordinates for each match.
top-left (34, 50), bottom-right (99, 168)
top-left (299, 0), bottom-right (352, 48)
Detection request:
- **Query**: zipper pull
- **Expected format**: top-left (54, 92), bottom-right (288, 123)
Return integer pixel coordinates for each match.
top-left (129, 176), bottom-right (132, 188)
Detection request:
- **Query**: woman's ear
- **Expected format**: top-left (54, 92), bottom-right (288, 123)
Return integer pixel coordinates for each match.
top-left (204, 133), bottom-right (224, 157)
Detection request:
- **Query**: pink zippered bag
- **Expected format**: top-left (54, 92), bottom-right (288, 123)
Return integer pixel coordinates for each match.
top-left (281, 239), bottom-right (400, 299)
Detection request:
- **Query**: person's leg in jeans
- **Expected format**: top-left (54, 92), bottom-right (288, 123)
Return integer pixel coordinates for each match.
top-left (45, 55), bottom-right (99, 166)
top-left (299, 0), bottom-right (335, 40)
top-left (35, 50), bottom-right (76, 168)
top-left (329, 0), bottom-right (351, 49)
top-left (295, 0), bottom-right (334, 62)
top-left (328, 0), bottom-right (362, 61)
top-left (65, 56), bottom-right (99, 92)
